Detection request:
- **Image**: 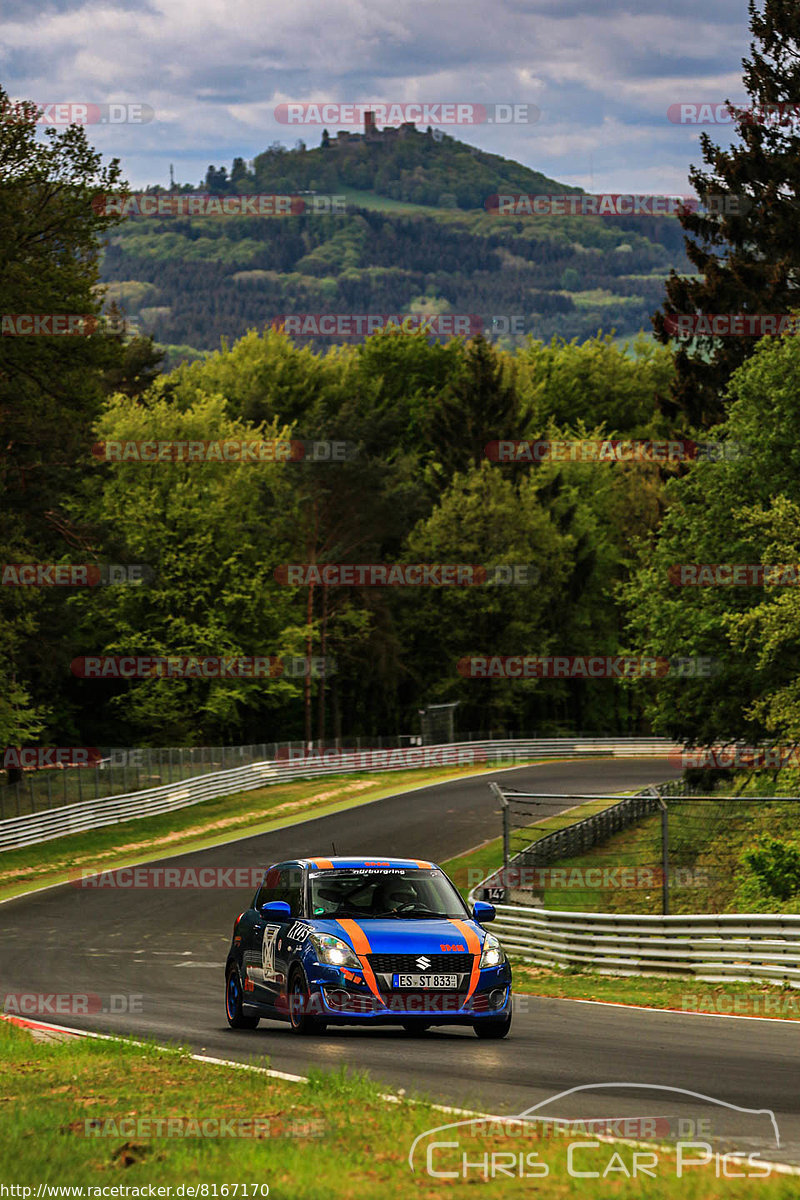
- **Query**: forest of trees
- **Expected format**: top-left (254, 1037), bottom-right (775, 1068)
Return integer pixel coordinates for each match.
top-left (101, 203), bottom-right (688, 357)
top-left (4, 0), bottom-right (800, 757)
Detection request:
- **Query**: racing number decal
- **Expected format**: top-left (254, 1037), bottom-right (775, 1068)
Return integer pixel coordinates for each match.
top-left (262, 926), bottom-right (280, 980)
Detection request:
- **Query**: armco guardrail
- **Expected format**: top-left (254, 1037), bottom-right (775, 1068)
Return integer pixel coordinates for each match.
top-left (0, 737), bottom-right (680, 853)
top-left (0, 735), bottom-right (679, 821)
top-left (487, 905), bottom-right (800, 985)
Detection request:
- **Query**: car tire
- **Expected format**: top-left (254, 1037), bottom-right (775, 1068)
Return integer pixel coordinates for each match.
top-left (288, 968), bottom-right (327, 1035)
top-left (473, 1010), bottom-right (512, 1039)
top-left (401, 1021), bottom-right (431, 1034)
top-left (225, 964), bottom-right (259, 1029)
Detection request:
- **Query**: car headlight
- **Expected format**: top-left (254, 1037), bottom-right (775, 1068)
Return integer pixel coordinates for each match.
top-left (309, 932), bottom-right (362, 971)
top-left (479, 931), bottom-right (506, 969)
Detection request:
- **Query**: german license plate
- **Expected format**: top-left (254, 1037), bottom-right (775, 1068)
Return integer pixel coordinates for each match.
top-left (393, 973), bottom-right (459, 988)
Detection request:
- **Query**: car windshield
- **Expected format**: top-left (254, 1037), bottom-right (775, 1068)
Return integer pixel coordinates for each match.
top-left (309, 868), bottom-right (468, 919)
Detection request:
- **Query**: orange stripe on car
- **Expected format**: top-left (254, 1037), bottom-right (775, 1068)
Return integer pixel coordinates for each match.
top-left (450, 919), bottom-right (481, 1002)
top-left (336, 919), bottom-right (384, 1006)
top-left (411, 859), bottom-right (434, 869)
top-left (309, 858), bottom-right (333, 869)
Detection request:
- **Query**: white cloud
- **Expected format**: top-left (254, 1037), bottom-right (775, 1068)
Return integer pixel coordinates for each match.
top-left (0, 0), bottom-right (753, 188)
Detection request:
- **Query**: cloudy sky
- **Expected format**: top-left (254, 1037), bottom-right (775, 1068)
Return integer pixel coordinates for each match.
top-left (0, 0), bottom-right (755, 192)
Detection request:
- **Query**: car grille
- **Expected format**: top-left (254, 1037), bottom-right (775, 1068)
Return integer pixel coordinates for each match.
top-left (378, 991), bottom-right (469, 1012)
top-left (367, 953), bottom-right (474, 974)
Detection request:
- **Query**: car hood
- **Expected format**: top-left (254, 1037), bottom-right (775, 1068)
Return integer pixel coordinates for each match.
top-left (310, 916), bottom-right (485, 954)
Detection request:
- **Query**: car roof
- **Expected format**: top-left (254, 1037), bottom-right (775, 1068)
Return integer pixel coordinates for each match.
top-left (271, 856), bottom-right (436, 871)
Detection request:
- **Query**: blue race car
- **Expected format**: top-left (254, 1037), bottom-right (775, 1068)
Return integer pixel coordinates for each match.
top-left (224, 856), bottom-right (512, 1037)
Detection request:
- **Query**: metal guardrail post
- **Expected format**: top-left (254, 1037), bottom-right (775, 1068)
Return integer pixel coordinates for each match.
top-left (490, 782), bottom-right (509, 870)
top-left (660, 797), bottom-right (670, 916)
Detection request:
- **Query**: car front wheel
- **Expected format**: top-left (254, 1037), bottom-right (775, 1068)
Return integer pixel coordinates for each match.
top-left (473, 1010), bottom-right (512, 1039)
top-left (288, 968), bottom-right (327, 1035)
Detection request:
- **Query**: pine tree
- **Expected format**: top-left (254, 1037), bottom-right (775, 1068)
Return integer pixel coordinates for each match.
top-left (426, 334), bottom-right (519, 478)
top-left (654, 0), bottom-right (800, 427)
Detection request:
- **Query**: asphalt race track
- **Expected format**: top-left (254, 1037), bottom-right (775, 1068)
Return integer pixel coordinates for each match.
top-left (3, 758), bottom-right (800, 1166)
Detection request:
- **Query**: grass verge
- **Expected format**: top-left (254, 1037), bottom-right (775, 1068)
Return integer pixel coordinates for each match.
top-left (0, 1019), bottom-right (794, 1195)
top-left (0, 759), bottom-right (546, 906)
top-left (511, 962), bottom-right (800, 1020)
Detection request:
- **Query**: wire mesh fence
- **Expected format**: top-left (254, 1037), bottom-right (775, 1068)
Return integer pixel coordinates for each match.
top-left (479, 782), bottom-right (800, 917)
top-left (0, 731), bottom-right (672, 821)
top-left (0, 745), bottom-right (270, 821)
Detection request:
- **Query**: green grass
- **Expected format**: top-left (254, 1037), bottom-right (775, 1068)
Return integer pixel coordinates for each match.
top-left (570, 288), bottom-right (646, 308)
top-left (1, 1019), bottom-right (795, 1195)
top-left (338, 188), bottom-right (444, 214)
top-left (511, 962), bottom-right (800, 1019)
top-left (0, 759), bottom-right (546, 905)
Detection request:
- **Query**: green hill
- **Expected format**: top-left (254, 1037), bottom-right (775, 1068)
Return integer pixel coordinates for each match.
top-left (243, 126), bottom-right (574, 210)
top-left (100, 126), bottom-right (691, 363)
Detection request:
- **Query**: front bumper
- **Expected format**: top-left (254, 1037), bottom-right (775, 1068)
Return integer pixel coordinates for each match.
top-left (308, 963), bottom-right (512, 1024)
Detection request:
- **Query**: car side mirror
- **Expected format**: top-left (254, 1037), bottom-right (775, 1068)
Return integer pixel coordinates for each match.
top-left (472, 900), bottom-right (496, 924)
top-left (260, 900), bottom-right (291, 918)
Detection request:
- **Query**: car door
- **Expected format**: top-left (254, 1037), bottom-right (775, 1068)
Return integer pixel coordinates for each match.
top-left (252, 866), bottom-right (303, 1008)
top-left (249, 866), bottom-right (281, 1007)
top-left (272, 866), bottom-right (305, 1007)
